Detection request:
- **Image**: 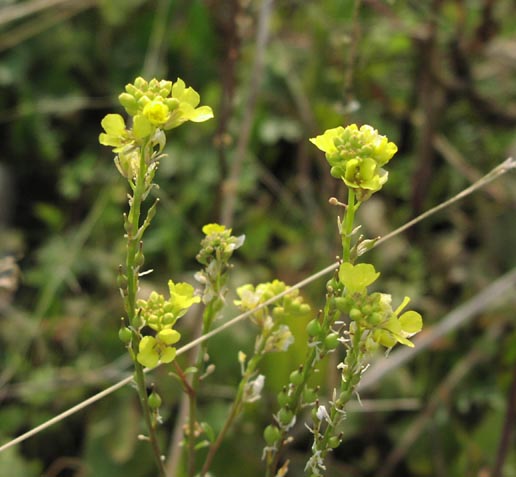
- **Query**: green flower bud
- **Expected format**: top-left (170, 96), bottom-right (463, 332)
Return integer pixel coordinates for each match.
top-left (164, 97), bottom-right (180, 111)
top-left (118, 92), bottom-right (139, 116)
top-left (137, 95), bottom-right (151, 108)
top-left (328, 436), bottom-right (341, 448)
top-left (263, 425), bottom-right (281, 446)
top-left (272, 306), bottom-right (285, 320)
top-left (134, 76), bottom-right (147, 89)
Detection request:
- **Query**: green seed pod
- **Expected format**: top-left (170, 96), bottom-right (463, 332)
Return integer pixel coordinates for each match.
top-left (277, 388), bottom-right (290, 407)
top-left (134, 250), bottom-right (145, 268)
top-left (349, 308), bottom-right (362, 321)
top-left (362, 304), bottom-right (372, 316)
top-left (277, 408), bottom-right (294, 426)
top-left (334, 296), bottom-right (351, 313)
top-left (263, 425), bottom-right (281, 446)
top-left (148, 391), bottom-right (162, 409)
top-left (289, 369), bottom-right (303, 386)
top-left (117, 273), bottom-right (128, 290)
top-left (302, 387), bottom-right (317, 404)
top-left (306, 319), bottom-right (322, 337)
top-left (118, 326), bottom-right (132, 344)
top-left (328, 436), bottom-right (341, 448)
top-left (324, 332), bottom-right (339, 350)
top-left (368, 312), bottom-right (383, 325)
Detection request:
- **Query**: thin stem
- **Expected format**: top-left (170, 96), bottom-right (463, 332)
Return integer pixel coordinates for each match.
top-left (187, 301), bottom-right (218, 476)
top-left (124, 140), bottom-right (167, 477)
top-left (342, 188), bottom-right (356, 262)
top-left (201, 351), bottom-right (264, 476)
top-left (133, 359), bottom-right (167, 477)
top-left (318, 329), bottom-right (364, 458)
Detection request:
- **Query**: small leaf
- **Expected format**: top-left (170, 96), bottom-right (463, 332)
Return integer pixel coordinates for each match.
top-left (194, 440), bottom-right (211, 450)
top-left (200, 422), bottom-right (216, 443)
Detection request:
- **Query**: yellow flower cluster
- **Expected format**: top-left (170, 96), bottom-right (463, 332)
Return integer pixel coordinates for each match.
top-left (338, 262), bottom-right (423, 349)
top-left (99, 77), bottom-right (213, 179)
top-left (310, 124), bottom-right (398, 201)
top-left (136, 281), bottom-right (200, 368)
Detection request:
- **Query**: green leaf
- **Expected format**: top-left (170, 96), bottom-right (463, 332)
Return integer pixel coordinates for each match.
top-left (200, 421), bottom-right (216, 442)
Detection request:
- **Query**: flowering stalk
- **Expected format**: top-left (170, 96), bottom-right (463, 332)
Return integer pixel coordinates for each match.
top-left (185, 224), bottom-right (244, 476)
top-left (264, 124), bottom-right (423, 477)
top-left (99, 77), bottom-right (213, 477)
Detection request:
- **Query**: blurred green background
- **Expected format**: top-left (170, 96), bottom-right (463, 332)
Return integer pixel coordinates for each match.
top-left (1, 1), bottom-right (515, 476)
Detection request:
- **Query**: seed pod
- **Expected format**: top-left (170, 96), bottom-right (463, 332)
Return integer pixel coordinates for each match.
top-left (263, 425), bottom-right (281, 446)
top-left (306, 319), bottom-right (322, 337)
top-left (118, 326), bottom-right (132, 344)
top-left (148, 391), bottom-right (162, 409)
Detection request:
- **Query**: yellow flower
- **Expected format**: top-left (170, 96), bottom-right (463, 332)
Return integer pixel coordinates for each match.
top-left (142, 100), bottom-right (170, 126)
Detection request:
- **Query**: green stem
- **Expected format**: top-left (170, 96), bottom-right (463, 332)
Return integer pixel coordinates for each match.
top-left (342, 188), bottom-right (356, 263)
top-left (317, 328), bottom-right (364, 460)
top-left (126, 143), bottom-right (148, 326)
top-left (123, 140), bottom-right (167, 477)
top-left (133, 350), bottom-right (168, 477)
top-left (265, 297), bottom-right (339, 476)
top-left (201, 352), bottom-right (263, 477)
top-left (187, 301), bottom-right (216, 477)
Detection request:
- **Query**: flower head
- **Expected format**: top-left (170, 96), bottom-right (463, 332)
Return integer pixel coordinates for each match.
top-left (137, 329), bottom-right (181, 368)
top-left (99, 77), bottom-right (214, 170)
top-left (310, 124), bottom-right (397, 200)
top-left (137, 281), bottom-right (200, 331)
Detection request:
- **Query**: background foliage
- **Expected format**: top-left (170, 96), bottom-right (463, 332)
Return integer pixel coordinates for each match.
top-left (1, 1), bottom-right (515, 476)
